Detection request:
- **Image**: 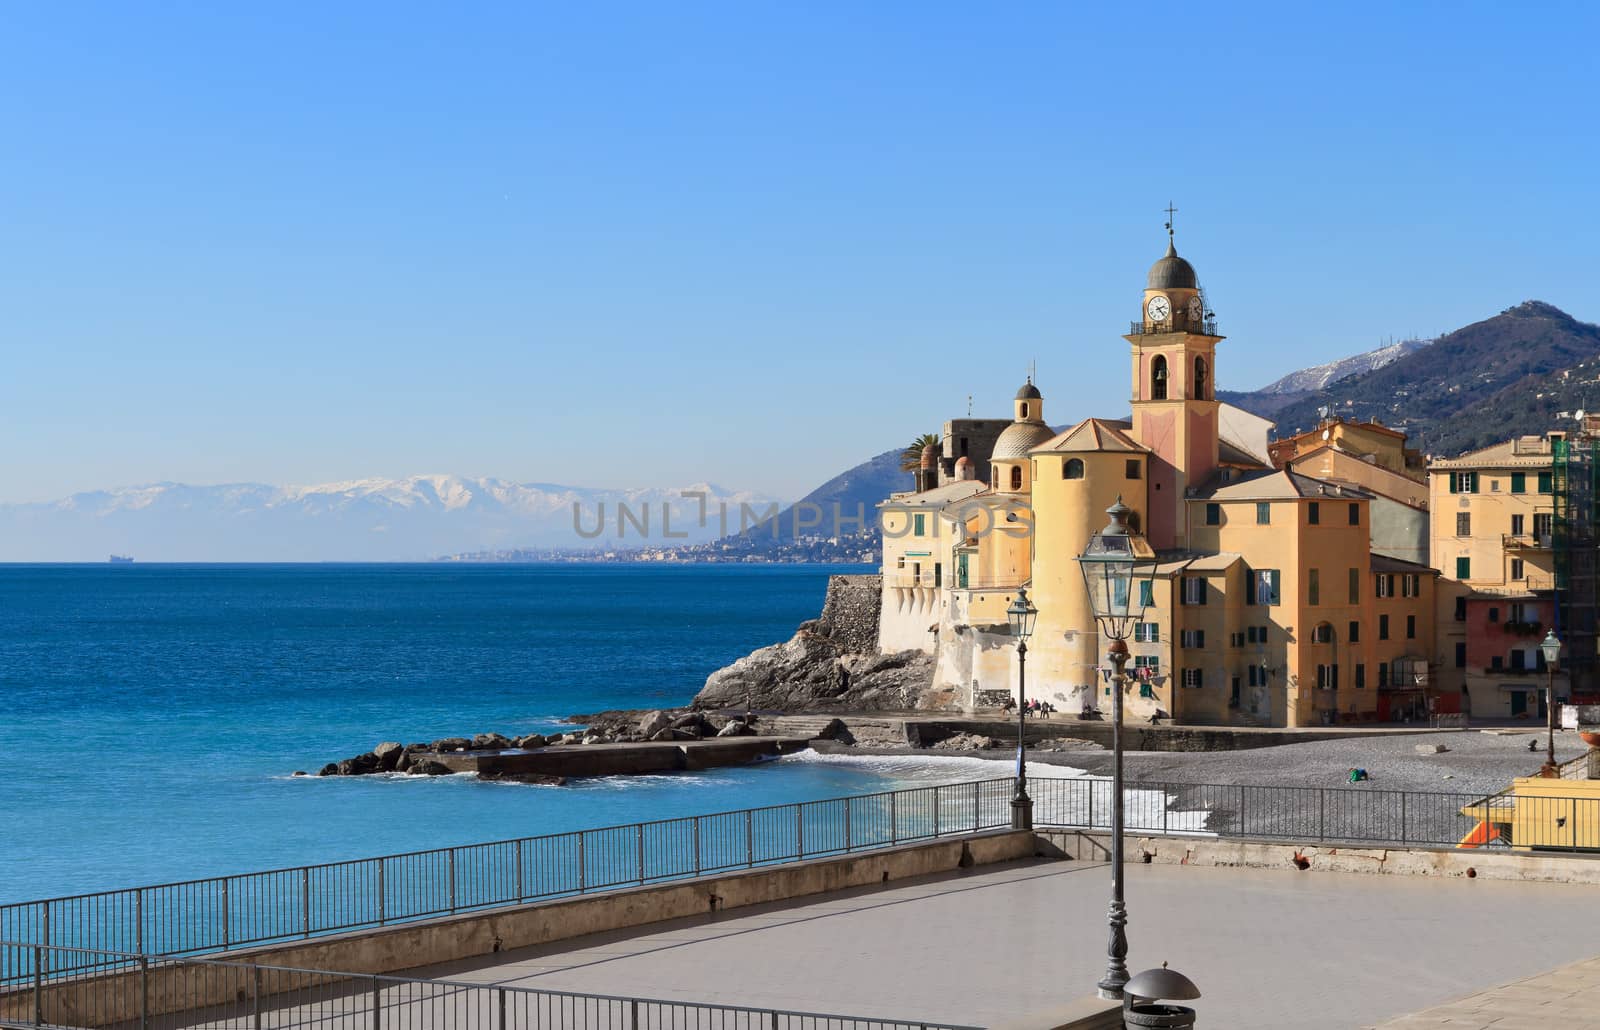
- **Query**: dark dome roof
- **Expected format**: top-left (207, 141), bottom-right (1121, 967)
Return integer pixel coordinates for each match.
top-left (1015, 380), bottom-right (1042, 400)
top-left (1147, 239), bottom-right (1197, 290)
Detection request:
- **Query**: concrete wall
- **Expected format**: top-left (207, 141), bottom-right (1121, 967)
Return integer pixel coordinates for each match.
top-left (5, 831), bottom-right (1037, 1028)
top-left (1037, 828), bottom-right (1600, 884)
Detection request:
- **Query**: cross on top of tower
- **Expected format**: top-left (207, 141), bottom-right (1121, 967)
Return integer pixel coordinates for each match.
top-left (1163, 202), bottom-right (1177, 240)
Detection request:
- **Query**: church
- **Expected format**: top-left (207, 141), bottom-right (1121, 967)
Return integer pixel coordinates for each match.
top-left (877, 229), bottom-right (1442, 728)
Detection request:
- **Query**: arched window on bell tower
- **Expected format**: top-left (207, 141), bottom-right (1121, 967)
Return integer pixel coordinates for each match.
top-left (1151, 355), bottom-right (1168, 400)
top-left (1194, 356), bottom-right (1208, 401)
top-left (1009, 465), bottom-right (1022, 491)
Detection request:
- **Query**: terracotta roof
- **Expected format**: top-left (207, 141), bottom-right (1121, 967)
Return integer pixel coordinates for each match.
top-left (1370, 554), bottom-right (1439, 574)
top-left (1429, 437), bottom-right (1556, 471)
top-left (1152, 551), bottom-right (1243, 575)
top-left (1034, 418), bottom-right (1146, 455)
top-left (1194, 468), bottom-right (1374, 502)
top-left (879, 481), bottom-right (986, 509)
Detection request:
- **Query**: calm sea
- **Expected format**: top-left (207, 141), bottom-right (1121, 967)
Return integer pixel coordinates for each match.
top-left (0, 563), bottom-right (1029, 904)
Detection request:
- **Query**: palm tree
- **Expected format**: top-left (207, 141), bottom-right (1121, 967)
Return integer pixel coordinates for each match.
top-left (900, 433), bottom-right (942, 472)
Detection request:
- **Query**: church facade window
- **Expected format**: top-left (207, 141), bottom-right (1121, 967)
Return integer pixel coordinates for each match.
top-left (1064, 458), bottom-right (1084, 479)
top-left (1009, 466), bottom-right (1022, 491)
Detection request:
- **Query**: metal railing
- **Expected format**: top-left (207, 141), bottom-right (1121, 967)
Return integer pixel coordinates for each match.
top-left (1028, 776), bottom-right (1600, 853)
top-left (0, 941), bottom-right (981, 1030)
top-left (7, 775), bottom-right (1600, 983)
top-left (1128, 317), bottom-right (1219, 337)
top-left (0, 780), bottom-right (1019, 963)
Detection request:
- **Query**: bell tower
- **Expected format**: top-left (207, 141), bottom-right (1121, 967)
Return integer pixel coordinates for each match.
top-left (1126, 212), bottom-right (1223, 550)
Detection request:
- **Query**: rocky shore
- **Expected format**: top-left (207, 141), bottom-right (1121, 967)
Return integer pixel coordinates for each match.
top-left (308, 710), bottom-right (764, 783)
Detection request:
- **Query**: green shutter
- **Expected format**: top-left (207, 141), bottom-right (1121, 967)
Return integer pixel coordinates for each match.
top-left (1455, 556), bottom-right (1471, 579)
top-left (1269, 570), bottom-right (1280, 605)
top-left (1448, 473), bottom-right (1458, 495)
top-left (1511, 472), bottom-right (1525, 493)
top-left (1538, 471), bottom-right (1553, 493)
top-left (1138, 581), bottom-right (1153, 608)
top-left (1470, 471), bottom-right (1480, 494)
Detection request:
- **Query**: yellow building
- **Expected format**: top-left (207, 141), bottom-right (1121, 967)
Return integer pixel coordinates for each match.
top-left (878, 227), bottom-right (1441, 727)
top-left (1429, 435), bottom-right (1564, 719)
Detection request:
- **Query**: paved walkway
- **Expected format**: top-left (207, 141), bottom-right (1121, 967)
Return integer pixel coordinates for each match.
top-left (413, 858), bottom-right (1600, 1029)
top-left (1375, 955), bottom-right (1600, 1029)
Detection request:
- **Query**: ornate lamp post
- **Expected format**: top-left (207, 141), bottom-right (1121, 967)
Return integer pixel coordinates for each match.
top-left (1540, 629), bottom-right (1562, 776)
top-left (1007, 587), bottom-right (1039, 829)
top-left (1076, 497), bottom-right (1157, 1001)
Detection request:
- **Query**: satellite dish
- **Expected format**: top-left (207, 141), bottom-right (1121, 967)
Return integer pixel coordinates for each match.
top-left (1321, 430), bottom-right (1331, 441)
top-left (1578, 409), bottom-right (1586, 421)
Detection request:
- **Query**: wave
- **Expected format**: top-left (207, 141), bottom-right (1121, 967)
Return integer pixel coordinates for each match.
top-left (777, 747), bottom-right (1088, 782)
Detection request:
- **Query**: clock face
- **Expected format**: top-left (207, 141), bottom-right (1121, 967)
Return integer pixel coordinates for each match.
top-left (1188, 295), bottom-right (1203, 321)
top-left (1146, 295), bottom-right (1171, 322)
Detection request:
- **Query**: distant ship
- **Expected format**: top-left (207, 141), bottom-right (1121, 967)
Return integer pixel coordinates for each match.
top-left (108, 555), bottom-right (134, 564)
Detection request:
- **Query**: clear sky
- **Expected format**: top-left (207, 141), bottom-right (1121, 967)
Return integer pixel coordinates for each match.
top-left (3, 2), bottom-right (1596, 504)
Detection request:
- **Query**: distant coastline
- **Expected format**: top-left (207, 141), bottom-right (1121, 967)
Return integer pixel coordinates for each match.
top-left (439, 534), bottom-right (879, 565)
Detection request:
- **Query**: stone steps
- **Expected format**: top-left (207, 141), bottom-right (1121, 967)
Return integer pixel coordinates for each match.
top-left (770, 715), bottom-right (910, 745)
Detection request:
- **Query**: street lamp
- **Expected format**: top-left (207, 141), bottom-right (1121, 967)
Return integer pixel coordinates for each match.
top-left (1540, 629), bottom-right (1562, 776)
top-left (1076, 497), bottom-right (1157, 1001)
top-left (1007, 587), bottom-right (1039, 829)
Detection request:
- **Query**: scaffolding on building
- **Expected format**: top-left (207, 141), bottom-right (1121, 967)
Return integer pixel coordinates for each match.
top-left (1551, 432), bottom-right (1600, 699)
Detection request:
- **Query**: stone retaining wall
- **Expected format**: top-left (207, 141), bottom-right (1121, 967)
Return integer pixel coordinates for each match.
top-left (816, 574), bottom-right (882, 654)
top-left (4, 830), bottom-right (1034, 1028)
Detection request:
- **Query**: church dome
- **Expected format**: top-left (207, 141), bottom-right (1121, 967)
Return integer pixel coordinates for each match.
top-left (1147, 239), bottom-right (1197, 290)
top-left (990, 421), bottom-right (1055, 460)
top-left (1015, 380), bottom-right (1042, 400)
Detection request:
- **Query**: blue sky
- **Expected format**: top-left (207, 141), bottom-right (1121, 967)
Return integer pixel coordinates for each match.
top-left (2, 2), bottom-right (1595, 503)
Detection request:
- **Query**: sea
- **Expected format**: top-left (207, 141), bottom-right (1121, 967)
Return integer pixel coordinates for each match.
top-left (0, 563), bottom-right (1070, 906)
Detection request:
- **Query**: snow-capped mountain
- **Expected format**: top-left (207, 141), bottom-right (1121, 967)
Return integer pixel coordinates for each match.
top-left (0, 476), bottom-right (786, 562)
top-left (1254, 338), bottom-right (1433, 395)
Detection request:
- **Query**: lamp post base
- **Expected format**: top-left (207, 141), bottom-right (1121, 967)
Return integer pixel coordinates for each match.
top-left (1010, 796), bottom-right (1033, 830)
top-left (1095, 898), bottom-right (1130, 999)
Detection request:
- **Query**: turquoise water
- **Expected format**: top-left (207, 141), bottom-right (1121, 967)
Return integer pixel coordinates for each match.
top-left (0, 563), bottom-right (1018, 905)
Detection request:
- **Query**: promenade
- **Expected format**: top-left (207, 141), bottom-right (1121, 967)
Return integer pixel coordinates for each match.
top-left (414, 858), bottom-right (1600, 1029)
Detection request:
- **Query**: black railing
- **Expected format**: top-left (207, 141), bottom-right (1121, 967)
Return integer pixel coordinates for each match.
top-left (6, 774), bottom-right (1598, 978)
top-left (1128, 318), bottom-right (1219, 336)
top-left (0, 941), bottom-right (982, 1030)
top-left (0, 779), bottom-right (1019, 962)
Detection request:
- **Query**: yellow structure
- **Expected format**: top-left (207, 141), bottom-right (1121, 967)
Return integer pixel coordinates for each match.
top-left (1460, 776), bottom-right (1600, 851)
top-left (878, 226), bottom-right (1440, 726)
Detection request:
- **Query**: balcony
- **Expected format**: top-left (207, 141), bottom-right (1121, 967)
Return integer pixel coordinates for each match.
top-left (884, 573), bottom-right (942, 589)
top-left (1502, 533), bottom-right (1553, 551)
top-left (1128, 316), bottom-right (1220, 337)
top-left (1469, 575), bottom-right (1556, 596)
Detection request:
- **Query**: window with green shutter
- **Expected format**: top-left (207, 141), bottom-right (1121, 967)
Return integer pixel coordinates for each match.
top-left (1538, 471), bottom-right (1553, 493)
top-left (1511, 472), bottom-right (1526, 493)
top-left (1455, 556), bottom-right (1471, 579)
top-left (1205, 503), bottom-right (1220, 526)
top-left (1138, 580), bottom-right (1154, 608)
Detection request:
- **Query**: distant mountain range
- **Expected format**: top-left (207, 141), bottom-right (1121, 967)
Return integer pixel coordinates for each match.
top-left (1225, 301), bottom-right (1600, 456)
top-left (0, 476), bottom-right (782, 562)
top-left (14, 301), bottom-right (1595, 563)
top-left (726, 300), bottom-right (1599, 560)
